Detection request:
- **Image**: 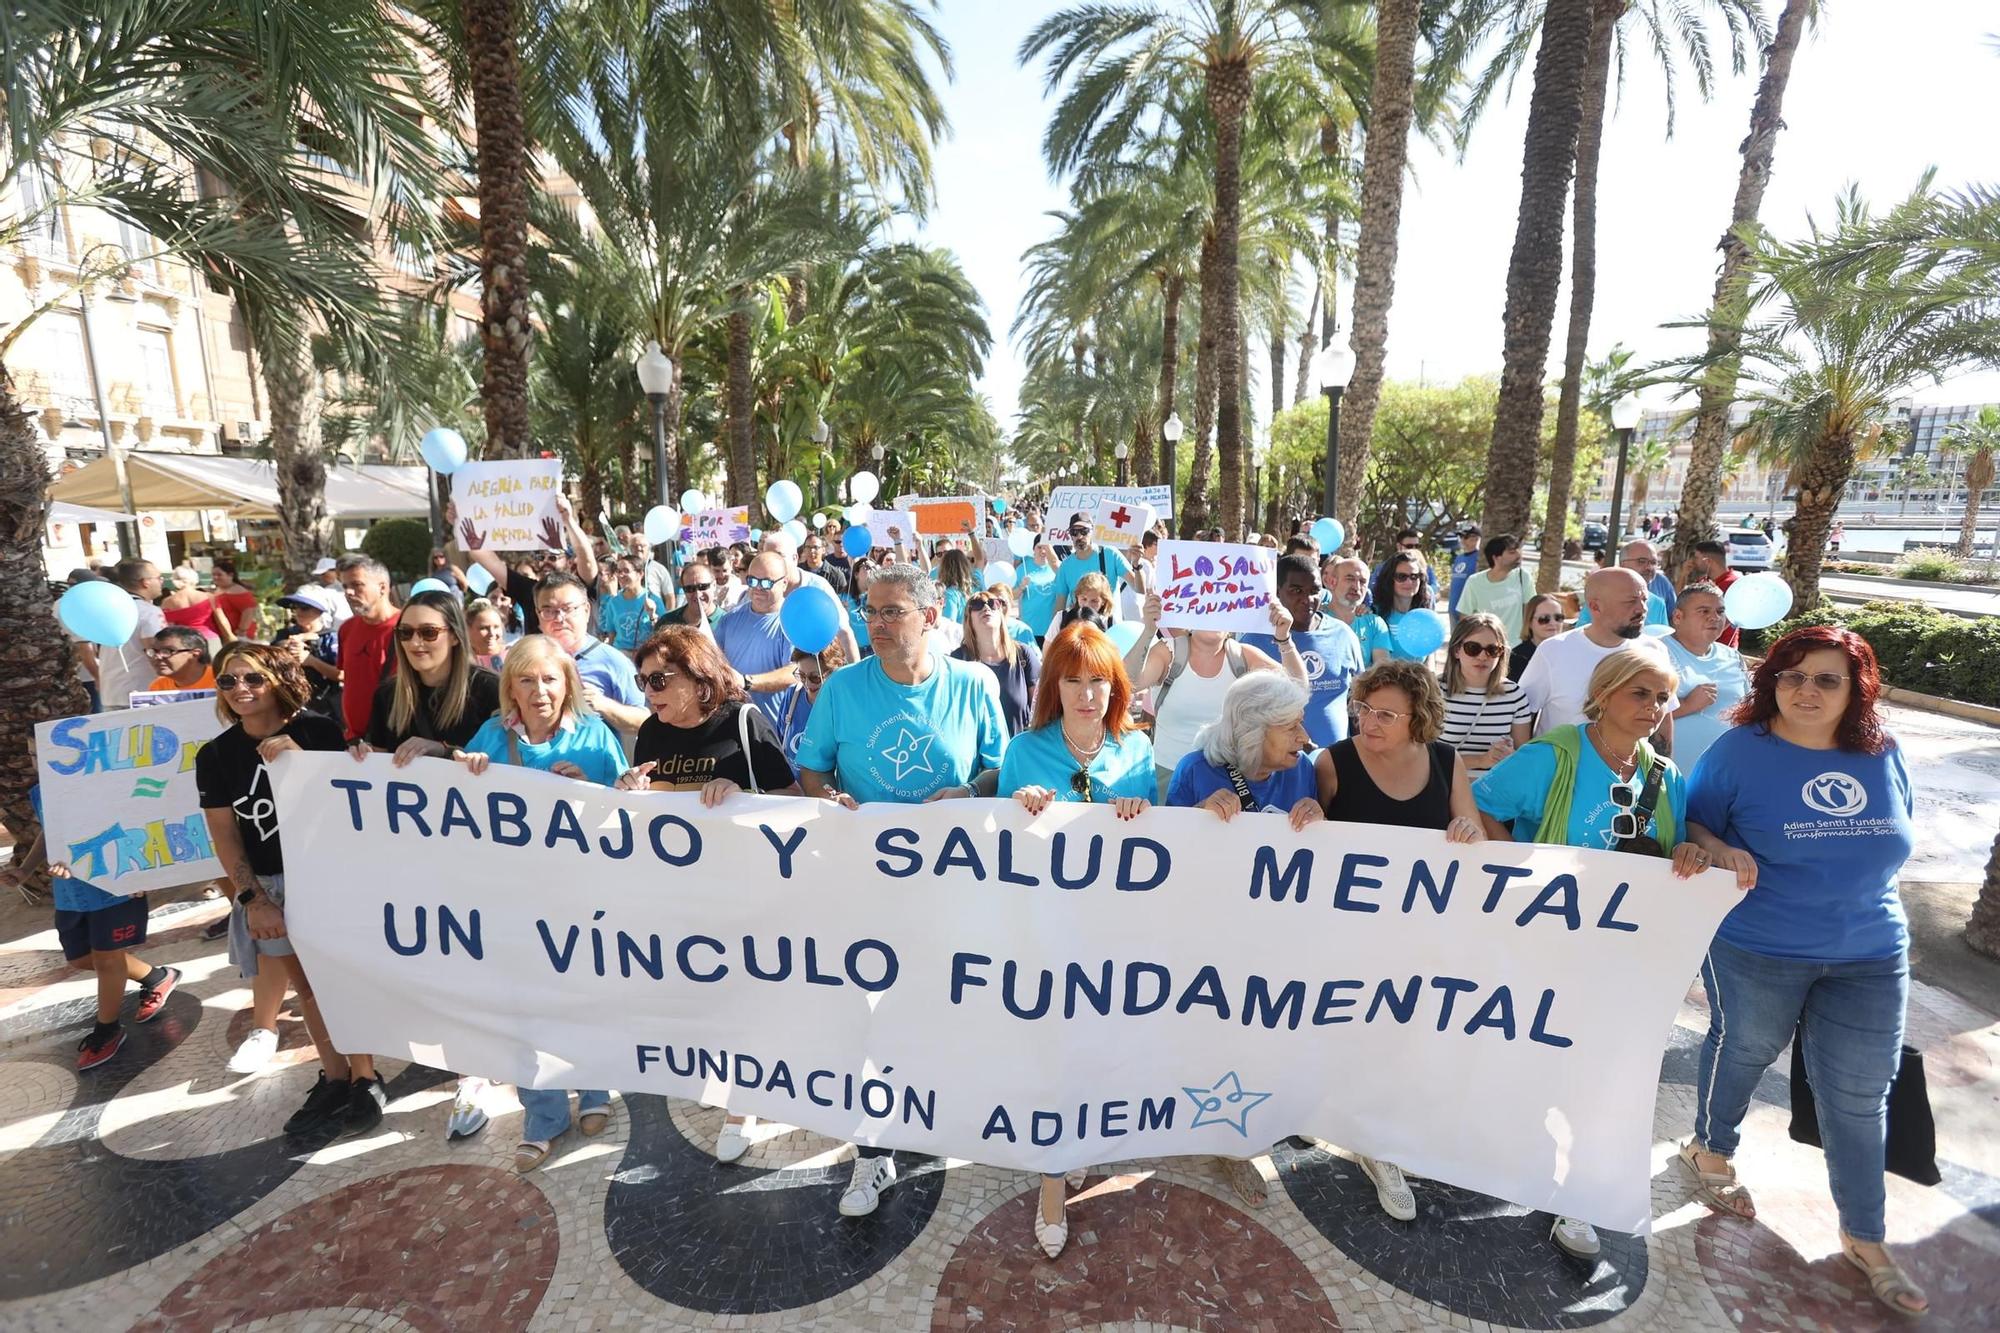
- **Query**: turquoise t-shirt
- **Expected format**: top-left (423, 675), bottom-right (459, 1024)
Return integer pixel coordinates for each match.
top-left (461, 712), bottom-right (627, 787)
top-left (1355, 610), bottom-right (1434, 663)
top-left (940, 586), bottom-right (969, 624)
top-left (1473, 724), bottom-right (1686, 851)
top-left (1687, 725), bottom-right (1913, 961)
top-left (1016, 563), bottom-right (1060, 638)
top-left (1166, 751), bottom-right (1318, 813)
top-left (597, 589), bottom-right (666, 652)
top-left (843, 596), bottom-right (872, 651)
top-left (795, 654), bottom-right (1008, 804)
top-left (998, 725), bottom-right (1156, 802)
top-left (1242, 618), bottom-right (1363, 747)
top-left (1052, 547), bottom-right (1132, 610)
top-left (1661, 634), bottom-right (1750, 772)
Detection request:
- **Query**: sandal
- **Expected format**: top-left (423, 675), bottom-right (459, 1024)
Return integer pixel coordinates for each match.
top-left (578, 1108), bottom-right (612, 1137)
top-left (513, 1139), bottom-right (553, 1173)
top-left (1220, 1156), bottom-right (1268, 1208)
top-left (1841, 1234), bottom-right (1928, 1319)
top-left (1678, 1140), bottom-right (1756, 1221)
top-left (1064, 1168), bottom-right (1088, 1190)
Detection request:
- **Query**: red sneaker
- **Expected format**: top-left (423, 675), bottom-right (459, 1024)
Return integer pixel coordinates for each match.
top-left (133, 967), bottom-right (181, 1023)
top-left (77, 1026), bottom-right (126, 1072)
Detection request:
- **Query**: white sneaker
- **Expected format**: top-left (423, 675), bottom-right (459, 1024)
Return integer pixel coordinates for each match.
top-left (838, 1155), bottom-right (897, 1217)
top-left (227, 1027), bottom-right (279, 1074)
top-left (447, 1077), bottom-right (489, 1140)
top-left (716, 1115), bottom-right (754, 1164)
top-left (1552, 1215), bottom-right (1601, 1258)
top-left (1358, 1156), bottom-right (1417, 1221)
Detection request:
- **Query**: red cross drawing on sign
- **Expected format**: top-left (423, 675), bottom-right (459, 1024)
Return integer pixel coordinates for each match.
top-left (1108, 505), bottom-right (1132, 528)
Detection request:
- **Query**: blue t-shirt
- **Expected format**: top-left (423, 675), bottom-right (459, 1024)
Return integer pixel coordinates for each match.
top-left (843, 597), bottom-right (872, 651)
top-left (1576, 592), bottom-right (1669, 628)
top-left (1473, 725), bottom-right (1686, 851)
top-left (714, 601), bottom-right (796, 728)
top-left (1052, 547), bottom-right (1133, 610)
top-left (795, 654), bottom-right (1007, 804)
top-left (1661, 635), bottom-right (1750, 772)
top-left (461, 712), bottom-right (627, 787)
top-left (1687, 726), bottom-right (1914, 961)
top-left (1241, 617), bottom-right (1362, 746)
top-left (31, 784), bottom-right (126, 913)
top-left (1016, 563), bottom-right (1060, 638)
top-left (570, 636), bottom-right (647, 710)
top-left (1166, 751), bottom-right (1318, 814)
top-left (1650, 570), bottom-right (1678, 617)
top-left (597, 589), bottom-right (666, 653)
top-left (998, 726), bottom-right (1156, 802)
top-left (1448, 550), bottom-right (1480, 612)
top-left (1355, 610), bottom-right (1434, 663)
top-left (941, 586), bottom-right (968, 625)
top-left (772, 684), bottom-right (816, 761)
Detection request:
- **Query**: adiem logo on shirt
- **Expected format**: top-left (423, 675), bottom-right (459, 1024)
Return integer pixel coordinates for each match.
top-left (1801, 772), bottom-right (1868, 818)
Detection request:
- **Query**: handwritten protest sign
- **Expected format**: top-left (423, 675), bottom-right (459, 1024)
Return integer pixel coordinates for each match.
top-left (1156, 540), bottom-right (1276, 632)
top-left (130, 688), bottom-right (216, 708)
top-left (679, 506), bottom-right (752, 551)
top-left (453, 459), bottom-right (564, 551)
top-left (1049, 485), bottom-right (1173, 545)
top-left (33, 698), bottom-right (225, 894)
top-left (276, 753), bottom-right (1739, 1233)
top-left (867, 510), bottom-right (919, 548)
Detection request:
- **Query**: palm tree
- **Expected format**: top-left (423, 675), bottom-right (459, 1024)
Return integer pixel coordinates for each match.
top-left (1666, 0), bottom-right (1815, 575)
top-left (1972, 826), bottom-right (2000, 960)
top-left (1942, 406), bottom-right (2000, 559)
top-left (1625, 436), bottom-right (1674, 515)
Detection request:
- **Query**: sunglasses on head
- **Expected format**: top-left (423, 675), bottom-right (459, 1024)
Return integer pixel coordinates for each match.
top-left (1069, 769), bottom-right (1094, 803)
top-left (1458, 641), bottom-right (1503, 659)
top-left (216, 672), bottom-right (270, 690)
top-left (396, 623), bottom-right (449, 643)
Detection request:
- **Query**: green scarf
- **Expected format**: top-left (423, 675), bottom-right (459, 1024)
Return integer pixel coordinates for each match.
top-left (1528, 724), bottom-right (1677, 854)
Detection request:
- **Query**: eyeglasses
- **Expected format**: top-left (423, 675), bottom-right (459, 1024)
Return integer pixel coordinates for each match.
top-left (1070, 769), bottom-right (1094, 803)
top-left (147, 646), bottom-right (194, 660)
top-left (1458, 642), bottom-right (1504, 660)
top-left (1776, 669), bottom-right (1848, 691)
top-left (1609, 782), bottom-right (1645, 840)
top-left (216, 672), bottom-right (270, 691)
top-left (538, 601), bottom-right (589, 621)
top-left (1394, 572), bottom-right (1422, 584)
top-left (396, 624), bottom-right (450, 643)
top-left (638, 670), bottom-right (681, 691)
top-left (862, 605), bottom-right (917, 623)
top-left (1351, 702), bottom-right (1409, 725)
top-left (1399, 541), bottom-right (1421, 551)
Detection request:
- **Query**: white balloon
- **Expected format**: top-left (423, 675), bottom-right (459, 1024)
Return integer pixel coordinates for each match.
top-left (846, 502), bottom-right (874, 526)
top-left (1007, 526), bottom-right (1035, 558)
top-left (782, 519), bottom-right (808, 545)
top-left (466, 562), bottom-right (494, 595)
top-left (766, 479), bottom-right (804, 523)
top-left (643, 505), bottom-right (680, 546)
top-left (849, 470), bottom-right (881, 504)
top-left (809, 513), bottom-right (825, 529)
top-left (679, 488), bottom-right (708, 514)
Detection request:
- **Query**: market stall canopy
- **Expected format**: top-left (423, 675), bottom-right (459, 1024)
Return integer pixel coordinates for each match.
top-left (50, 454), bottom-right (430, 520)
top-left (49, 500), bottom-right (135, 526)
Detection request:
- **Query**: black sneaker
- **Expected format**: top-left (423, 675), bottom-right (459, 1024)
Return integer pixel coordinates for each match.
top-left (340, 1075), bottom-right (388, 1137)
top-left (284, 1071), bottom-right (351, 1134)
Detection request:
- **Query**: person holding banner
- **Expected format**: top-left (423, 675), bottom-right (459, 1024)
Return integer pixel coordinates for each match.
top-left (953, 585), bottom-right (1042, 735)
top-left (996, 620), bottom-right (1153, 1257)
top-left (195, 642), bottom-right (372, 1133)
top-left (1356, 551), bottom-right (1437, 665)
top-left (1472, 645), bottom-right (1710, 1260)
top-left (1679, 627), bottom-right (1925, 1319)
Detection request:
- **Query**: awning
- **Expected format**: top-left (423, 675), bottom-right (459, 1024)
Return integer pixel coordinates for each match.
top-left (49, 500), bottom-right (135, 526)
top-left (50, 453), bottom-right (431, 521)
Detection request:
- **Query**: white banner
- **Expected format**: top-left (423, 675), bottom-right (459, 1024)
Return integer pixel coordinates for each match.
top-left (1156, 540), bottom-right (1277, 632)
top-left (33, 698), bottom-right (225, 894)
top-left (273, 753), bottom-right (1738, 1233)
top-left (1048, 485), bottom-right (1173, 546)
top-left (867, 509), bottom-right (919, 548)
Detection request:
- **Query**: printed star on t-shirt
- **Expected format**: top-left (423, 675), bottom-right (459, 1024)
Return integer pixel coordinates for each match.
top-left (880, 727), bottom-right (937, 782)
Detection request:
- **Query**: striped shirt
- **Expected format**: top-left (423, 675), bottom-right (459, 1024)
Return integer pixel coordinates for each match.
top-left (1440, 682), bottom-right (1533, 757)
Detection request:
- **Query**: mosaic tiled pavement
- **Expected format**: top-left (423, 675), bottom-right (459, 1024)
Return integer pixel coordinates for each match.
top-left (1, 893), bottom-right (1996, 1332)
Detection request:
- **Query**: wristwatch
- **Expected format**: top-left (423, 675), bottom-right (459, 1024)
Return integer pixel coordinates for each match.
top-left (236, 886), bottom-right (258, 907)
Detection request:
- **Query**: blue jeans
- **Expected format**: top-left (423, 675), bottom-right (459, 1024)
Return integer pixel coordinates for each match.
top-left (1694, 935), bottom-right (1907, 1242)
top-left (518, 1087), bottom-right (610, 1142)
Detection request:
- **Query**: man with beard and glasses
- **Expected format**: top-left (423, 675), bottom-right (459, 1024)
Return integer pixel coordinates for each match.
top-left (1517, 567), bottom-right (1672, 747)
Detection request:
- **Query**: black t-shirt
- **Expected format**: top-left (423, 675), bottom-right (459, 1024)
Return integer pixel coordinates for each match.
top-left (194, 711), bottom-right (347, 876)
top-left (632, 700), bottom-right (796, 793)
top-left (506, 567), bottom-right (601, 638)
top-left (366, 667), bottom-right (501, 750)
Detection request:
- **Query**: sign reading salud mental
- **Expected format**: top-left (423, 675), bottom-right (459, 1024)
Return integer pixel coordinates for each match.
top-left (34, 698), bottom-right (225, 894)
top-left (452, 459), bottom-right (564, 552)
top-left (274, 753), bottom-right (1741, 1234)
top-left (1155, 539), bottom-right (1277, 632)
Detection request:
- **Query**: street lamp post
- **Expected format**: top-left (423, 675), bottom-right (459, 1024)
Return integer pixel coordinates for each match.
top-left (1606, 393), bottom-right (1643, 551)
top-left (871, 441), bottom-right (886, 499)
top-left (636, 340), bottom-right (675, 505)
top-left (1310, 338), bottom-right (1355, 518)
top-left (811, 415), bottom-right (831, 510)
top-left (1161, 412), bottom-right (1183, 498)
top-left (75, 243), bottom-right (141, 557)
top-left (1115, 441), bottom-right (1129, 487)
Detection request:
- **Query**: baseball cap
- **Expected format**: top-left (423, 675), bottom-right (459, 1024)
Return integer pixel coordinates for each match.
top-left (312, 556), bottom-right (337, 575)
top-left (1459, 523), bottom-right (1482, 536)
top-left (278, 585), bottom-right (336, 614)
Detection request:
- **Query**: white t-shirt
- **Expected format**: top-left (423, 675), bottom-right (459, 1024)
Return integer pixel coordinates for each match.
top-left (100, 597), bottom-right (167, 709)
top-left (1516, 627), bottom-right (1669, 735)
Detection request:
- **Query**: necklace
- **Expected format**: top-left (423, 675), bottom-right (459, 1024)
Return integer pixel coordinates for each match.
top-left (1588, 726), bottom-right (1639, 778)
top-left (1062, 721), bottom-right (1106, 762)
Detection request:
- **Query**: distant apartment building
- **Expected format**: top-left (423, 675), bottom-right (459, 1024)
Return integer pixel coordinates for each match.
top-left (1586, 405), bottom-right (1780, 519)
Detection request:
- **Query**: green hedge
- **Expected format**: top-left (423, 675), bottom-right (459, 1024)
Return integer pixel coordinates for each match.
top-left (1749, 600), bottom-right (2000, 708)
top-left (359, 517), bottom-right (433, 584)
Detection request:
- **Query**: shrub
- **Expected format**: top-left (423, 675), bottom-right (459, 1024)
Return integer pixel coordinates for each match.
top-left (359, 517), bottom-right (433, 584)
top-left (1843, 600), bottom-right (1953, 683)
top-left (1745, 600), bottom-right (2000, 707)
top-left (1922, 616), bottom-right (2000, 707)
top-left (1894, 551), bottom-right (1965, 582)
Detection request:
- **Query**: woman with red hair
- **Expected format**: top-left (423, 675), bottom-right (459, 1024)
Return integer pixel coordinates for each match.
top-left (995, 621), bottom-right (1153, 1259)
top-left (1681, 626), bottom-right (1925, 1318)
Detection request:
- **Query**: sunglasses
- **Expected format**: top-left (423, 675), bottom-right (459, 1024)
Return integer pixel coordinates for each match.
top-left (1394, 572), bottom-right (1422, 584)
top-left (745, 576), bottom-right (781, 591)
top-left (147, 646), bottom-right (195, 660)
top-left (966, 596), bottom-right (1001, 613)
top-left (396, 624), bottom-right (450, 643)
top-left (216, 672), bottom-right (270, 690)
top-left (1069, 769), bottom-right (1094, 803)
top-left (1532, 613), bottom-right (1562, 624)
top-left (682, 580), bottom-right (716, 595)
top-left (1609, 782), bottom-right (1645, 841)
top-left (1776, 670), bottom-right (1848, 692)
top-left (797, 670), bottom-right (825, 687)
top-left (638, 670), bottom-right (681, 692)
top-left (1457, 642), bottom-right (1504, 660)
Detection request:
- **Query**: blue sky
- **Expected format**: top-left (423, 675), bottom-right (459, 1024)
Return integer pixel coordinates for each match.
top-left (906, 0), bottom-right (2000, 433)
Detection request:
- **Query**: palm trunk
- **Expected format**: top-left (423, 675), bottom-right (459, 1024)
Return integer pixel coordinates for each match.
top-left (619, 428), bottom-right (638, 513)
top-left (1151, 270), bottom-right (1182, 488)
top-left (1294, 276), bottom-right (1320, 407)
top-left (1336, 0), bottom-right (1421, 535)
top-left (726, 304), bottom-right (756, 506)
top-left (247, 301), bottom-right (331, 586)
top-left (1538, 1), bottom-right (1619, 593)
top-left (1183, 229), bottom-right (1220, 538)
top-left (1668, 0), bottom-right (1811, 575)
top-left (1270, 325), bottom-right (1286, 419)
top-left (1322, 117), bottom-right (1342, 348)
top-left (1781, 428), bottom-right (1856, 610)
top-left (465, 0), bottom-right (535, 457)
top-left (1481, 0), bottom-right (1596, 542)
top-left (577, 425), bottom-right (605, 534)
top-left (0, 373), bottom-right (89, 846)
top-left (1209, 61), bottom-right (1251, 547)
top-left (1969, 822), bottom-right (2000, 959)
top-left (1956, 451), bottom-right (1992, 558)
top-left (662, 356), bottom-right (688, 502)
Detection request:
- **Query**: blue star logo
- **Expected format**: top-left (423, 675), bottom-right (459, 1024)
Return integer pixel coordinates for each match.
top-left (1183, 1071), bottom-right (1271, 1137)
top-left (879, 727), bottom-right (936, 782)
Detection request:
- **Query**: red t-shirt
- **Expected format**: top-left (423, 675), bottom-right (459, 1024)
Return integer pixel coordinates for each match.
top-left (214, 587), bottom-right (262, 635)
top-left (1713, 568), bottom-right (1741, 649)
top-left (338, 612), bottom-right (400, 740)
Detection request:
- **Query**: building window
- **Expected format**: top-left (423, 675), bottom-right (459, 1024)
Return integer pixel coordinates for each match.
top-left (18, 165), bottom-right (68, 257)
top-left (137, 327), bottom-right (179, 416)
top-left (42, 314), bottom-right (92, 398)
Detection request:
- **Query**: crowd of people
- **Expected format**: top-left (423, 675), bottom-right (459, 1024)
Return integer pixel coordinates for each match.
top-left (10, 500), bottom-right (1928, 1319)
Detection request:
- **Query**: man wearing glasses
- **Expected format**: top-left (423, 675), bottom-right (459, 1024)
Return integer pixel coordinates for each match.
top-left (668, 564), bottom-right (723, 632)
top-left (143, 627), bottom-right (216, 693)
top-left (715, 550), bottom-right (818, 729)
top-left (533, 573), bottom-right (649, 734)
top-left (794, 562), bottom-right (1006, 1221)
top-left (1517, 567), bottom-right (1673, 750)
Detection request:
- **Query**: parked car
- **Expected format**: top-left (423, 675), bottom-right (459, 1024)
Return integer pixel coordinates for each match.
top-left (1726, 528), bottom-right (1775, 571)
top-left (1581, 521), bottom-right (1609, 553)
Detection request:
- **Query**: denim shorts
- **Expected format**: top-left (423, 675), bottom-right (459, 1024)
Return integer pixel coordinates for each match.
top-left (227, 872), bottom-right (295, 978)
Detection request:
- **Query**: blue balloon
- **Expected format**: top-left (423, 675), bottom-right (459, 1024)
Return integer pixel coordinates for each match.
top-left (991, 497), bottom-right (1008, 514)
top-left (1311, 516), bottom-right (1345, 551)
top-left (1394, 608), bottom-right (1447, 657)
top-left (842, 525), bottom-right (873, 559)
top-left (749, 528), bottom-right (763, 544)
top-left (58, 579), bottom-right (138, 647)
top-left (466, 562), bottom-right (494, 595)
top-left (409, 577), bottom-right (452, 597)
top-left (779, 584), bottom-right (843, 654)
top-left (1723, 571), bottom-right (1793, 631)
top-left (418, 427), bottom-right (468, 475)
top-left (1105, 619), bottom-right (1144, 654)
